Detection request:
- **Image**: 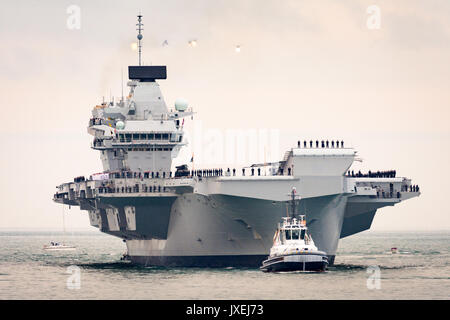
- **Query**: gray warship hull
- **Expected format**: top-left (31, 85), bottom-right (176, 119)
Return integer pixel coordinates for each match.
top-left (55, 174), bottom-right (420, 267)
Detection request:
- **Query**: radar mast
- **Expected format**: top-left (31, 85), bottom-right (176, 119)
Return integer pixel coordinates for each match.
top-left (136, 14), bottom-right (144, 66)
top-left (289, 187), bottom-right (300, 219)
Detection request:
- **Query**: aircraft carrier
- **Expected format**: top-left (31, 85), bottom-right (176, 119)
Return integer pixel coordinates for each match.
top-left (53, 15), bottom-right (420, 267)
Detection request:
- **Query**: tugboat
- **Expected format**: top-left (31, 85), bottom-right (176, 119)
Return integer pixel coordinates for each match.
top-left (260, 188), bottom-right (328, 272)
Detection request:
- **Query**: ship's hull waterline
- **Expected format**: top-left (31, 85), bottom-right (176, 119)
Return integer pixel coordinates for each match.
top-left (260, 252), bottom-right (329, 272)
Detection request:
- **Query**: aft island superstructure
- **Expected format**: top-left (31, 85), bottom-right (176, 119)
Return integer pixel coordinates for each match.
top-left (53, 15), bottom-right (420, 267)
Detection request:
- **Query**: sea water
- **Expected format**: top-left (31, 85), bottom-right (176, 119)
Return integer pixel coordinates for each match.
top-left (0, 230), bottom-right (448, 299)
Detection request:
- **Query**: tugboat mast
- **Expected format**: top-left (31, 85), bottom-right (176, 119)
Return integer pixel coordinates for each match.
top-left (289, 187), bottom-right (299, 219)
top-left (136, 14), bottom-right (144, 66)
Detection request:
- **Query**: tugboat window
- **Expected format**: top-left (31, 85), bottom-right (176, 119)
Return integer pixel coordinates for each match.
top-left (285, 230), bottom-right (291, 240)
top-left (300, 229), bottom-right (306, 240)
top-left (292, 229), bottom-right (299, 240)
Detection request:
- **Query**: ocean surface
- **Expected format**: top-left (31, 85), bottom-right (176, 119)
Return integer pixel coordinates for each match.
top-left (0, 230), bottom-right (448, 300)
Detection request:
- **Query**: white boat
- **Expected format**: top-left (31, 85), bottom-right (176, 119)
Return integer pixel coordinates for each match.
top-left (43, 205), bottom-right (76, 251)
top-left (260, 188), bottom-right (328, 272)
top-left (43, 242), bottom-right (76, 251)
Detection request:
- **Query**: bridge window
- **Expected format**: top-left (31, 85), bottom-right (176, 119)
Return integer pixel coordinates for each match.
top-left (300, 229), bottom-right (306, 240)
top-left (155, 133), bottom-right (162, 140)
top-left (292, 229), bottom-right (299, 240)
top-left (284, 230), bottom-right (291, 240)
top-left (162, 133), bottom-right (169, 140)
top-left (132, 133), bottom-right (139, 140)
top-left (149, 133), bottom-right (154, 140)
top-left (140, 134), bottom-right (147, 140)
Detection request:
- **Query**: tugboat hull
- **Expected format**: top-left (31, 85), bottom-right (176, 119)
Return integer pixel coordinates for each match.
top-left (260, 252), bottom-right (328, 272)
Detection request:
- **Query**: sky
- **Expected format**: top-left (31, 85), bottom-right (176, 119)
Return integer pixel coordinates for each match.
top-left (0, 0), bottom-right (449, 231)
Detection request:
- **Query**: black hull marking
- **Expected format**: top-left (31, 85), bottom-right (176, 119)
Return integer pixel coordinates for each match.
top-left (130, 255), bottom-right (268, 268)
top-left (261, 261), bottom-right (328, 272)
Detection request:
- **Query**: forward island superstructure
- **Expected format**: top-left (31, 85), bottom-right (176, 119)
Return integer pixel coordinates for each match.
top-left (53, 15), bottom-right (420, 267)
